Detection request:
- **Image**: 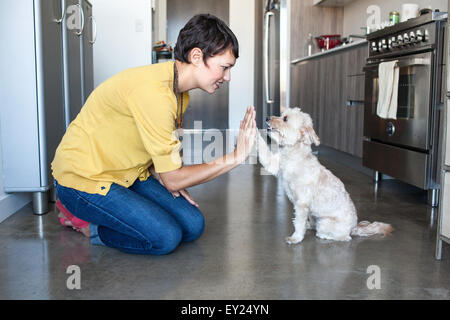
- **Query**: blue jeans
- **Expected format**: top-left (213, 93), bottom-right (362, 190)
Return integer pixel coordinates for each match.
top-left (54, 177), bottom-right (205, 255)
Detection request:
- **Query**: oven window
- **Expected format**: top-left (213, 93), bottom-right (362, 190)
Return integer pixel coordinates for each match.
top-left (398, 68), bottom-right (416, 118)
top-left (371, 67), bottom-right (417, 119)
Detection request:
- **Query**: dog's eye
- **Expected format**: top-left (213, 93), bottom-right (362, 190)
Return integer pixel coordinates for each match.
top-left (283, 116), bottom-right (288, 122)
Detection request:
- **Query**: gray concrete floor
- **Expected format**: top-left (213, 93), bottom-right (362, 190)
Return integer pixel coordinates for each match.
top-left (0, 153), bottom-right (449, 299)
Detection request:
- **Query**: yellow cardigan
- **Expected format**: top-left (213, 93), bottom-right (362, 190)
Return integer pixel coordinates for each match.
top-left (51, 61), bottom-right (189, 196)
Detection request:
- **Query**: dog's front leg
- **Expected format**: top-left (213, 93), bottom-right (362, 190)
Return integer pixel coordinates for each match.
top-left (257, 132), bottom-right (280, 176)
top-left (286, 204), bottom-right (309, 244)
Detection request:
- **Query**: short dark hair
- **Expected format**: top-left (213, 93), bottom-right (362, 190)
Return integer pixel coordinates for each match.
top-left (174, 14), bottom-right (239, 64)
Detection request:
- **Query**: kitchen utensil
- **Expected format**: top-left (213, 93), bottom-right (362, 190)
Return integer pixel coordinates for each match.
top-left (315, 35), bottom-right (341, 50)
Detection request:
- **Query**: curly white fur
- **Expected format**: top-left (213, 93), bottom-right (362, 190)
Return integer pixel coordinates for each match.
top-left (258, 107), bottom-right (393, 244)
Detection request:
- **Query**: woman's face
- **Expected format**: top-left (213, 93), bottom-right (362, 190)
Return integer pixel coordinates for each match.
top-left (195, 48), bottom-right (236, 94)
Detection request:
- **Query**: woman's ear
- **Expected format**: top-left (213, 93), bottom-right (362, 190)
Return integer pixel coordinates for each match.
top-left (189, 47), bottom-right (204, 66)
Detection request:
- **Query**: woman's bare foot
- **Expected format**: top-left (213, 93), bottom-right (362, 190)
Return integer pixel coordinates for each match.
top-left (58, 212), bottom-right (90, 238)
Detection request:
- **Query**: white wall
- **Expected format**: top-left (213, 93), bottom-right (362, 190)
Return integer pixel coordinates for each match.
top-left (91, 0), bottom-right (153, 87)
top-left (229, 0), bottom-right (256, 131)
top-left (343, 0), bottom-right (447, 36)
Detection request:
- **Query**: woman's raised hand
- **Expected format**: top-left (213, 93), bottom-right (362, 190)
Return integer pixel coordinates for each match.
top-left (234, 106), bottom-right (256, 164)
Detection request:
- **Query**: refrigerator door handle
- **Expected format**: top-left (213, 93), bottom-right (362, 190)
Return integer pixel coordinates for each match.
top-left (264, 11), bottom-right (274, 105)
top-left (53, 0), bottom-right (66, 24)
top-left (75, 3), bottom-right (85, 36)
top-left (89, 15), bottom-right (97, 44)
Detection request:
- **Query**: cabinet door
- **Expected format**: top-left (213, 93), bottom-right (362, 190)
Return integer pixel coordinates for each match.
top-left (327, 53), bottom-right (342, 150)
top-left (441, 172), bottom-right (450, 238)
top-left (81, 0), bottom-right (94, 103)
top-left (310, 59), bottom-right (320, 131)
top-left (446, 97), bottom-right (450, 167)
top-left (291, 60), bottom-right (317, 126)
top-left (346, 75), bottom-right (365, 102)
top-left (344, 45), bottom-right (367, 157)
top-left (37, 0), bottom-right (65, 188)
top-left (0, 0), bottom-right (41, 191)
top-left (62, 0), bottom-right (83, 127)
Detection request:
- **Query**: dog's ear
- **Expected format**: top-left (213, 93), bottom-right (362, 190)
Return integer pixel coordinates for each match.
top-left (301, 126), bottom-right (320, 146)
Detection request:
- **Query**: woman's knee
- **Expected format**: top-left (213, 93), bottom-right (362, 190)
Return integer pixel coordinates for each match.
top-left (182, 209), bottom-right (205, 242)
top-left (157, 224), bottom-right (183, 254)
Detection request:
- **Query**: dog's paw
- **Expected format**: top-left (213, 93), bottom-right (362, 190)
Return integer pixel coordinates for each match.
top-left (285, 236), bottom-right (303, 245)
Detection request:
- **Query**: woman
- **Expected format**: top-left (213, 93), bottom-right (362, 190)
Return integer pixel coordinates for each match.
top-left (52, 14), bottom-right (256, 255)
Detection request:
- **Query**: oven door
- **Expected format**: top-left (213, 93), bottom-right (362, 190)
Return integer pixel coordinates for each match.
top-left (363, 51), bottom-right (433, 151)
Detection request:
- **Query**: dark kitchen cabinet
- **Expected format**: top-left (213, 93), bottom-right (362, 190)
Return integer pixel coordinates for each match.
top-left (290, 43), bottom-right (368, 158)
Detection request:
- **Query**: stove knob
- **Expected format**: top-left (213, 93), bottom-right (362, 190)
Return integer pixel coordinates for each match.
top-left (381, 39), bottom-right (387, 50)
top-left (409, 31), bottom-right (416, 43)
top-left (424, 29), bottom-right (430, 42)
top-left (371, 41), bottom-right (378, 52)
top-left (391, 36), bottom-right (397, 48)
top-left (397, 35), bottom-right (403, 45)
top-left (416, 30), bottom-right (423, 42)
top-left (386, 122), bottom-right (395, 136)
top-left (378, 41), bottom-right (383, 51)
top-left (403, 33), bottom-right (410, 44)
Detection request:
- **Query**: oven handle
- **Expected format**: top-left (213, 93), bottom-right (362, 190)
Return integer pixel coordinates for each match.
top-left (363, 58), bottom-right (431, 71)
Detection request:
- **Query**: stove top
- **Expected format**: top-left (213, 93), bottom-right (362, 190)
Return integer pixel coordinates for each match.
top-left (368, 11), bottom-right (447, 39)
top-left (367, 11), bottom-right (447, 59)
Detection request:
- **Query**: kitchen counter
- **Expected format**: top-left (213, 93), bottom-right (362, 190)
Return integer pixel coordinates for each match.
top-left (290, 42), bottom-right (368, 157)
top-left (291, 40), bottom-right (367, 65)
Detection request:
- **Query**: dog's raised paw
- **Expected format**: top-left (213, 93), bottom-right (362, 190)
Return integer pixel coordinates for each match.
top-left (285, 236), bottom-right (303, 245)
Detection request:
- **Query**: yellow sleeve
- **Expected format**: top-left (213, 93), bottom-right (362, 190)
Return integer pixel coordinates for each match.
top-left (127, 83), bottom-right (182, 173)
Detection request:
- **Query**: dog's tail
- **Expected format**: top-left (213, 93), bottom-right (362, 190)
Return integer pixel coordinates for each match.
top-left (351, 221), bottom-right (393, 237)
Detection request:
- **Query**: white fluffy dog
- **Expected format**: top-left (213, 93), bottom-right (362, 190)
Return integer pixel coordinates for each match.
top-left (257, 107), bottom-right (393, 244)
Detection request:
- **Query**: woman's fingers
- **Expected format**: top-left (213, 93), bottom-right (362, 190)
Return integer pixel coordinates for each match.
top-left (244, 109), bottom-right (256, 136)
top-left (171, 191), bottom-right (180, 198)
top-left (179, 189), bottom-right (199, 207)
top-left (245, 106), bottom-right (253, 126)
top-left (242, 107), bottom-right (253, 131)
top-left (234, 106), bottom-right (257, 164)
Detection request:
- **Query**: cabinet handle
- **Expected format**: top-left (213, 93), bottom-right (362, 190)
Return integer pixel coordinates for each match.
top-left (89, 16), bottom-right (97, 44)
top-left (264, 11), bottom-right (274, 105)
top-left (53, 0), bottom-right (66, 24)
top-left (75, 4), bottom-right (85, 36)
top-left (347, 100), bottom-right (364, 107)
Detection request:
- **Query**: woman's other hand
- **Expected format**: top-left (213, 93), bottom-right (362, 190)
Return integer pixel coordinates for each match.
top-left (171, 189), bottom-right (199, 207)
top-left (151, 165), bottom-right (199, 207)
top-left (234, 106), bottom-right (256, 164)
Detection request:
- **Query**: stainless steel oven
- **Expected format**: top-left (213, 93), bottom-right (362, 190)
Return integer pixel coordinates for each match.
top-left (363, 12), bottom-right (447, 206)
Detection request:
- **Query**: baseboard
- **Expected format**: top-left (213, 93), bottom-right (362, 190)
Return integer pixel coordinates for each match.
top-left (0, 192), bottom-right (32, 224)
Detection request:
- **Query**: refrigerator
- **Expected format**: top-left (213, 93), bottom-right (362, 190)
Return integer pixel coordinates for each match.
top-left (0, 0), bottom-right (95, 215)
top-left (62, 0), bottom-right (95, 127)
top-left (259, 0), bottom-right (291, 128)
top-left (436, 2), bottom-right (450, 259)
